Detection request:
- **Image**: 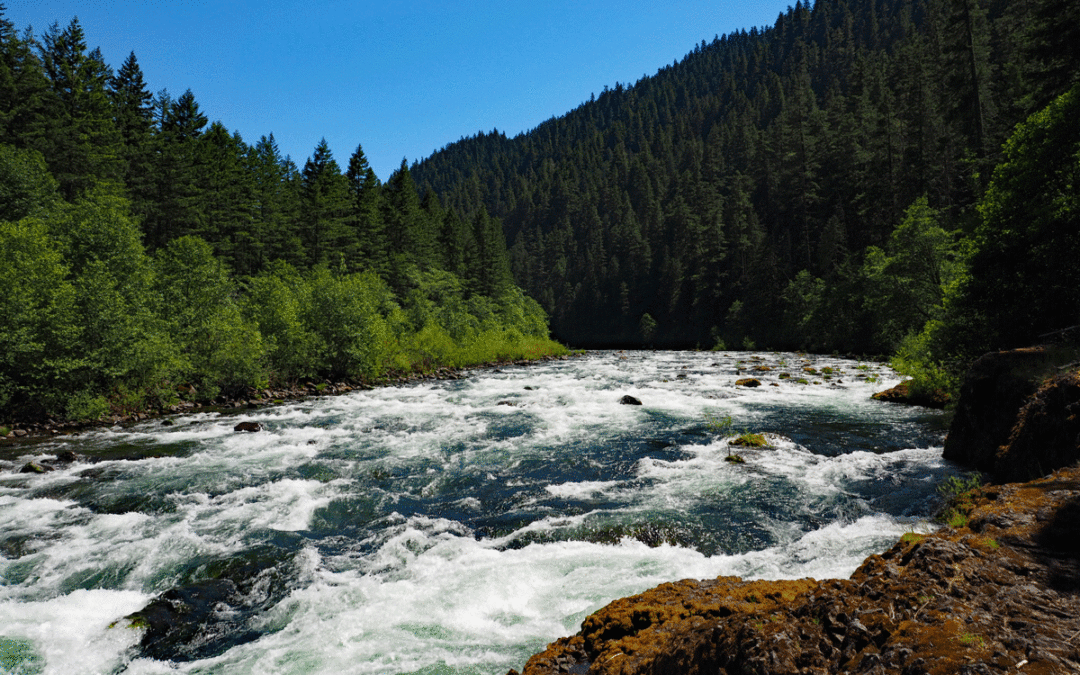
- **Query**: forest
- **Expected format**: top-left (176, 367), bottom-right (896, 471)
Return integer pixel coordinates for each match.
top-left (412, 0), bottom-right (1079, 392)
top-left (0, 8), bottom-right (564, 423)
top-left (2, 0), bottom-right (1078, 422)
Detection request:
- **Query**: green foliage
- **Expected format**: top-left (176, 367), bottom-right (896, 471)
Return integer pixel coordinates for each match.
top-left (861, 197), bottom-right (965, 352)
top-left (639, 313), bottom-right (658, 343)
top-left (964, 85), bottom-right (1080, 348)
top-left (891, 328), bottom-right (961, 402)
top-left (155, 235), bottom-right (267, 398)
top-left (936, 472), bottom-right (984, 527)
top-left (705, 413), bottom-right (736, 435)
top-left (731, 432), bottom-right (768, 447)
top-left (0, 13), bottom-right (567, 422)
top-left (0, 217), bottom-right (80, 416)
top-left (243, 261), bottom-right (322, 382)
top-left (0, 144), bottom-right (59, 221)
top-left (303, 266), bottom-right (394, 380)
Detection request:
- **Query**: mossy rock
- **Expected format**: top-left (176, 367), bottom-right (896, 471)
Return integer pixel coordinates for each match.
top-left (735, 378), bottom-right (762, 387)
top-left (725, 454), bottom-right (747, 464)
top-left (731, 433), bottom-right (768, 447)
top-left (872, 380), bottom-right (949, 409)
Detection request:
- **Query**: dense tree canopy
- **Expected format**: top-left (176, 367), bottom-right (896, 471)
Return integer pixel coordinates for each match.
top-left (413, 0), bottom-right (1078, 355)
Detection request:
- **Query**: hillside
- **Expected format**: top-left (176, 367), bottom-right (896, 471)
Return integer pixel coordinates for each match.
top-left (413, 0), bottom-right (1079, 352)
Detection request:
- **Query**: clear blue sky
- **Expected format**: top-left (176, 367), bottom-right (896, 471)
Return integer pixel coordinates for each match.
top-left (5, 0), bottom-right (790, 181)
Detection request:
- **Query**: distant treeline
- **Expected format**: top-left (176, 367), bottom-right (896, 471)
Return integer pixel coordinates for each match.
top-left (0, 9), bottom-right (564, 422)
top-left (412, 0), bottom-right (1079, 374)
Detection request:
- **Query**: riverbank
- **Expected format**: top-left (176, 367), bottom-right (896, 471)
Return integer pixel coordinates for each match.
top-left (1, 350), bottom-right (580, 443)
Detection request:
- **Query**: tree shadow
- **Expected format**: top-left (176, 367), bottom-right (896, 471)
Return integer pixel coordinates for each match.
top-left (1035, 493), bottom-right (1080, 593)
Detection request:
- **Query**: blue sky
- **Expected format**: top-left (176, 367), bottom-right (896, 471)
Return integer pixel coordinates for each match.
top-left (5, 0), bottom-right (791, 180)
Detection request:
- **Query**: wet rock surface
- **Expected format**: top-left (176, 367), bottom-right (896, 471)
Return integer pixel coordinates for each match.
top-left (511, 468), bottom-right (1080, 675)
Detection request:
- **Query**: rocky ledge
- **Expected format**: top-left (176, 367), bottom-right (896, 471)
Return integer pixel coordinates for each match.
top-left (512, 347), bottom-right (1080, 675)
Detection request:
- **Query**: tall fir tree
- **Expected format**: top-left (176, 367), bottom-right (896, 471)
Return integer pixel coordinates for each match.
top-left (300, 138), bottom-right (354, 269)
top-left (37, 18), bottom-right (122, 198)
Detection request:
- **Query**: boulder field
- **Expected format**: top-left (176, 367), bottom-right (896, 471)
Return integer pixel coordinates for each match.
top-left (510, 347), bottom-right (1080, 675)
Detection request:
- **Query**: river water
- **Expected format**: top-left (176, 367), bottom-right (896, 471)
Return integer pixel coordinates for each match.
top-left (0, 351), bottom-right (956, 675)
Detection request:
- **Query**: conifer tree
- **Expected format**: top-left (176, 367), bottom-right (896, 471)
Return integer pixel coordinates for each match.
top-left (345, 143), bottom-right (386, 272)
top-left (145, 89), bottom-right (207, 249)
top-left (300, 138), bottom-right (353, 268)
top-left (38, 18), bottom-right (122, 198)
top-left (0, 7), bottom-right (52, 149)
top-left (108, 51), bottom-right (155, 219)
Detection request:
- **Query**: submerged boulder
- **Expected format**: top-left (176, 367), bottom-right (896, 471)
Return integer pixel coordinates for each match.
top-left (233, 421), bottom-right (261, 433)
top-left (619, 395), bottom-right (642, 405)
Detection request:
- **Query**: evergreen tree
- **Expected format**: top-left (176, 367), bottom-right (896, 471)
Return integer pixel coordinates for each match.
top-left (300, 138), bottom-right (354, 268)
top-left (145, 88), bottom-right (207, 249)
top-left (108, 51), bottom-right (155, 219)
top-left (345, 142), bottom-right (386, 272)
top-left (251, 133), bottom-right (302, 268)
top-left (0, 6), bottom-right (52, 149)
top-left (37, 18), bottom-right (122, 198)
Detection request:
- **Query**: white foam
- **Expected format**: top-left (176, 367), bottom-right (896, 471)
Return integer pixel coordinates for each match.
top-left (0, 589), bottom-right (149, 675)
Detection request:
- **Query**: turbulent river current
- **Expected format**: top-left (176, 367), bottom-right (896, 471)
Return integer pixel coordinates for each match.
top-left (0, 351), bottom-right (958, 675)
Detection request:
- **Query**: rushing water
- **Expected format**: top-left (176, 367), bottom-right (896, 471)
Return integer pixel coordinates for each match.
top-left (0, 351), bottom-right (957, 675)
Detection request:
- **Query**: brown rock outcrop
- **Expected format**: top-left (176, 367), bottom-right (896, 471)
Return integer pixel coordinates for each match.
top-left (511, 468), bottom-right (1080, 675)
top-left (944, 345), bottom-right (1080, 482)
top-left (943, 346), bottom-right (1069, 473)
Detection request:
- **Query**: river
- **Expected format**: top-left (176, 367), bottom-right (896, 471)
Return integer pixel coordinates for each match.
top-left (0, 350), bottom-right (957, 675)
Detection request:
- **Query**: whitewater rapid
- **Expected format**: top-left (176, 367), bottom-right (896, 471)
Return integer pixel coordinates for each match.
top-left (0, 351), bottom-right (956, 675)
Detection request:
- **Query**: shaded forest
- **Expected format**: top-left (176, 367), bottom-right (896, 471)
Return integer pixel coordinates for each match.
top-left (412, 0), bottom-right (1079, 362)
top-left (0, 8), bottom-right (563, 422)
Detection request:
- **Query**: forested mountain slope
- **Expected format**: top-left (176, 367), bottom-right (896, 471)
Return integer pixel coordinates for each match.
top-left (413, 0), bottom-right (1079, 351)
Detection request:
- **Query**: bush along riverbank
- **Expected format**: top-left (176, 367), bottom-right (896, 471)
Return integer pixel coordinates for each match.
top-left (509, 345), bottom-right (1080, 675)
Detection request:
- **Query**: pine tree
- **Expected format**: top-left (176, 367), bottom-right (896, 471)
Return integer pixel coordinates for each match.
top-left (37, 18), bottom-right (122, 198)
top-left (383, 158), bottom-right (436, 280)
top-left (0, 7), bottom-right (52, 149)
top-left (145, 88), bottom-right (208, 249)
top-left (300, 138), bottom-right (353, 268)
top-left (251, 133), bottom-right (303, 268)
top-left (108, 51), bottom-right (155, 218)
top-left (345, 143), bottom-right (386, 272)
